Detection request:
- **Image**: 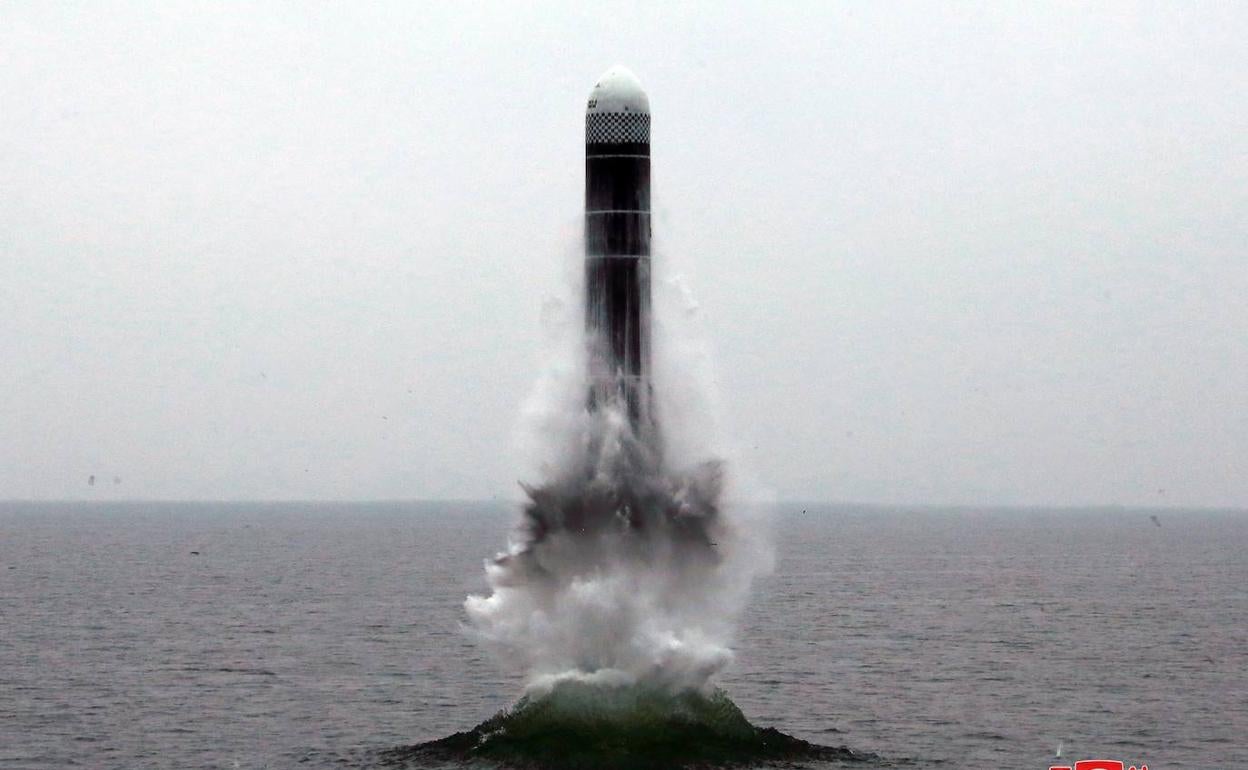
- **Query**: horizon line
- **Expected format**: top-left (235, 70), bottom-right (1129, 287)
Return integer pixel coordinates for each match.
top-left (0, 498), bottom-right (1244, 514)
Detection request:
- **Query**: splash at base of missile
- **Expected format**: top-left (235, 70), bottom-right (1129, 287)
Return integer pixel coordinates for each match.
top-left (390, 397), bottom-right (863, 767)
top-left (463, 400), bottom-right (744, 694)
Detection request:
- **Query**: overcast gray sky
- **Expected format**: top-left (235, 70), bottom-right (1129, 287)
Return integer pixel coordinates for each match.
top-left (2, 2), bottom-right (1245, 507)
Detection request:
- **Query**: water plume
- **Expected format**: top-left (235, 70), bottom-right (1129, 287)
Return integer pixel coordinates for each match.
top-left (466, 397), bottom-right (751, 694)
top-left (463, 261), bottom-right (769, 696)
top-left (396, 263), bottom-right (863, 768)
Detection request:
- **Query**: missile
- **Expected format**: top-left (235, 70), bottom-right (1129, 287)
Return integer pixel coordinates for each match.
top-left (585, 66), bottom-right (653, 432)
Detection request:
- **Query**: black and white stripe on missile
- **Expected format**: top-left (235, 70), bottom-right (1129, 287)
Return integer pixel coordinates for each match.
top-left (585, 111), bottom-right (651, 145)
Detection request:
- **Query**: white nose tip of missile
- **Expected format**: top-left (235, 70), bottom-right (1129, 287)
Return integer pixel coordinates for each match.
top-left (587, 65), bottom-right (649, 115)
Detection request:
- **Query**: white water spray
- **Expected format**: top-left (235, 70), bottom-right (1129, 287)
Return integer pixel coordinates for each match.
top-left (465, 257), bottom-right (772, 696)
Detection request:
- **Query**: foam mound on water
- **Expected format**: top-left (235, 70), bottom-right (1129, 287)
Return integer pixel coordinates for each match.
top-left (385, 679), bottom-right (866, 769)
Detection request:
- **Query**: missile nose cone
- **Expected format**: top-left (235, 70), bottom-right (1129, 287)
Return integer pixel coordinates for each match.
top-left (586, 66), bottom-right (651, 146)
top-left (587, 65), bottom-right (649, 115)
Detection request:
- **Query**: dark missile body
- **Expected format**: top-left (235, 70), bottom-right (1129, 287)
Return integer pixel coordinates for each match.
top-left (584, 68), bottom-right (652, 429)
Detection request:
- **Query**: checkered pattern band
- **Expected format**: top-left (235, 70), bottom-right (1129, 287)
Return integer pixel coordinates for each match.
top-left (586, 112), bottom-right (650, 144)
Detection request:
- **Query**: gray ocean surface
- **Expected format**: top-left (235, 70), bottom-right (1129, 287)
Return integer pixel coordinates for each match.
top-left (1, 502), bottom-right (1244, 769)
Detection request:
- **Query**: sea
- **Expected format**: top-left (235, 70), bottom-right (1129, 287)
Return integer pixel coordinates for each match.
top-left (1, 502), bottom-right (1244, 769)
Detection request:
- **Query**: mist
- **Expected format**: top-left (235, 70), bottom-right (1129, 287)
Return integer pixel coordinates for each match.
top-left (2, 3), bottom-right (1245, 507)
